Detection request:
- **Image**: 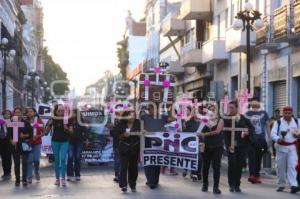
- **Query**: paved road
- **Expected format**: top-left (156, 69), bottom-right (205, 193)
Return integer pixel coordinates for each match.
top-left (0, 161), bottom-right (298, 199)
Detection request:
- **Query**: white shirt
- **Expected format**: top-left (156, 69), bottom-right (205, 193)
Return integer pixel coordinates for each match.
top-left (271, 117), bottom-right (299, 143)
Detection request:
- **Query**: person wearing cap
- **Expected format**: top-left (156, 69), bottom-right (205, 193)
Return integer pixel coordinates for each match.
top-left (271, 106), bottom-right (300, 194)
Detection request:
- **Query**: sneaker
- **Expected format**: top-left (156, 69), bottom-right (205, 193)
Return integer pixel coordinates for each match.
top-left (67, 176), bottom-right (73, 182)
top-left (290, 186), bottom-right (300, 194)
top-left (229, 186), bottom-right (235, 192)
top-left (27, 178), bottom-right (32, 184)
top-left (202, 186), bottom-right (208, 192)
top-left (75, 176), bottom-right (80, 181)
top-left (254, 176), bottom-right (262, 184)
top-left (15, 181), bottom-right (20, 187)
top-left (234, 187), bottom-right (242, 193)
top-left (213, 187), bottom-right (222, 194)
top-left (113, 177), bottom-right (119, 183)
top-left (23, 181), bottom-right (28, 187)
top-left (61, 178), bottom-right (66, 187)
top-left (121, 187), bottom-right (127, 193)
top-left (54, 179), bottom-right (60, 186)
top-left (131, 187), bottom-right (137, 193)
top-left (276, 187), bottom-right (284, 192)
top-left (248, 175), bottom-right (256, 184)
top-left (35, 173), bottom-right (40, 182)
top-left (1, 174), bottom-right (11, 181)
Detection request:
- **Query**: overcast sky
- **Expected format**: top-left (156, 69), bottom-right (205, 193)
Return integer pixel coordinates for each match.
top-left (41, 0), bottom-right (145, 95)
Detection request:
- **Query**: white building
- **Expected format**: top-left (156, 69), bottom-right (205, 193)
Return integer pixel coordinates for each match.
top-left (21, 0), bottom-right (44, 73)
top-left (143, 0), bottom-right (300, 116)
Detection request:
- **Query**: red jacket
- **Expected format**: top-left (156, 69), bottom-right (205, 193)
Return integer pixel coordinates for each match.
top-left (30, 117), bottom-right (44, 145)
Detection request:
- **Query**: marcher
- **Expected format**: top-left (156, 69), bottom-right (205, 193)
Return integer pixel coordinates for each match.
top-left (182, 106), bottom-right (201, 181)
top-left (67, 109), bottom-right (87, 182)
top-left (270, 109), bottom-right (281, 158)
top-left (245, 98), bottom-right (270, 184)
top-left (161, 113), bottom-right (178, 175)
top-left (109, 105), bottom-right (123, 183)
top-left (141, 105), bottom-right (168, 189)
top-left (45, 104), bottom-right (71, 187)
top-left (26, 108), bottom-right (44, 183)
top-left (0, 110), bottom-right (12, 180)
top-left (201, 105), bottom-right (224, 194)
top-left (223, 101), bottom-right (254, 193)
top-left (8, 107), bottom-right (33, 186)
top-left (118, 111), bottom-right (140, 193)
top-left (271, 106), bottom-right (300, 194)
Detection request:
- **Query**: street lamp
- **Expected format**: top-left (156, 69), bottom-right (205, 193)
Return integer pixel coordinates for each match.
top-left (0, 37), bottom-right (16, 110)
top-left (24, 72), bottom-right (40, 107)
top-left (232, 2), bottom-right (264, 92)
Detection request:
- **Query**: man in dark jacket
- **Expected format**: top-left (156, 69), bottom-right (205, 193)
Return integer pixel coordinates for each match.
top-left (223, 101), bottom-right (254, 193)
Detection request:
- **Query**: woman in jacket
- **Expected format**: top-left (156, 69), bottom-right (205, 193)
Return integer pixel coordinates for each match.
top-left (26, 107), bottom-right (44, 183)
top-left (118, 111), bottom-right (140, 193)
top-left (8, 107), bottom-right (33, 186)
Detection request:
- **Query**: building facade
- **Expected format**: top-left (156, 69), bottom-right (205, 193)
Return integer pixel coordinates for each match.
top-left (139, 0), bottom-right (300, 116)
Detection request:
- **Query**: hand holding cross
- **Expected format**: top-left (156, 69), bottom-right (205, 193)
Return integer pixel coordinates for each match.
top-left (223, 116), bottom-right (248, 153)
top-left (6, 116), bottom-right (24, 143)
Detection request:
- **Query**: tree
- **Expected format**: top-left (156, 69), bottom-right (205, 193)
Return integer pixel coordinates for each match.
top-left (116, 38), bottom-right (128, 79)
top-left (43, 47), bottom-right (69, 96)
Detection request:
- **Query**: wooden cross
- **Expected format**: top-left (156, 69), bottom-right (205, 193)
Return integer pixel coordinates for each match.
top-left (223, 117), bottom-right (248, 153)
top-left (6, 116), bottom-right (24, 142)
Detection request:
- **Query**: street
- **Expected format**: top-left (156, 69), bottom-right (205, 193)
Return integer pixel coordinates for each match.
top-left (0, 160), bottom-right (298, 199)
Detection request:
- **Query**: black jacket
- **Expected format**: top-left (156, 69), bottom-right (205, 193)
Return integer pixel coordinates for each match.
top-left (7, 118), bottom-right (33, 152)
top-left (223, 115), bottom-right (254, 148)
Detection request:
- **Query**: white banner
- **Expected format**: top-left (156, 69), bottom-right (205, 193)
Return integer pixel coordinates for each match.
top-left (143, 132), bottom-right (199, 170)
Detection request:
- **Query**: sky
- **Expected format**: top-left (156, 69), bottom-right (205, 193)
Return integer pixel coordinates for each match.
top-left (41, 0), bottom-right (145, 95)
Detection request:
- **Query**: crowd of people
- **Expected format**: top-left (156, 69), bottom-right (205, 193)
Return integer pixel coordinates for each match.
top-left (0, 99), bottom-right (300, 195)
top-left (0, 104), bottom-right (87, 187)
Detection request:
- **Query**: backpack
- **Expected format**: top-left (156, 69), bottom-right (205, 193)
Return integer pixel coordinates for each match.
top-left (277, 117), bottom-right (299, 135)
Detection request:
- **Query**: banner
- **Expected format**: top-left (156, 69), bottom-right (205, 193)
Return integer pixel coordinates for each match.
top-left (80, 109), bottom-right (114, 163)
top-left (37, 103), bottom-right (53, 154)
top-left (143, 132), bottom-right (199, 170)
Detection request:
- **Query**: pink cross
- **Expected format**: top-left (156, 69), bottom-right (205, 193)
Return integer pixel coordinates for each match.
top-left (32, 119), bottom-right (43, 137)
top-left (176, 94), bottom-right (192, 119)
top-left (237, 89), bottom-right (252, 114)
top-left (64, 103), bottom-right (71, 125)
top-left (7, 116), bottom-right (24, 142)
top-left (220, 95), bottom-right (230, 115)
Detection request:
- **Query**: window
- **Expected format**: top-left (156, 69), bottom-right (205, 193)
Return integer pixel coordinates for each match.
top-left (185, 30), bottom-right (192, 44)
top-left (217, 15), bottom-right (221, 38)
top-left (225, 8), bottom-right (229, 29)
top-left (231, 3), bottom-right (235, 25)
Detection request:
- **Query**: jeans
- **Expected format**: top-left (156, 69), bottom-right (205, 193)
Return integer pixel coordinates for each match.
top-left (51, 141), bottom-right (69, 179)
top-left (113, 148), bottom-right (120, 178)
top-left (27, 144), bottom-right (41, 178)
top-left (0, 138), bottom-right (12, 176)
top-left (67, 142), bottom-right (83, 177)
top-left (248, 144), bottom-right (264, 176)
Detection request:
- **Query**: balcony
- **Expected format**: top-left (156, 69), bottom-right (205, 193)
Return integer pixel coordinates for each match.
top-left (161, 13), bottom-right (185, 37)
top-left (180, 40), bottom-right (203, 67)
top-left (202, 38), bottom-right (227, 63)
top-left (180, 0), bottom-right (212, 20)
top-left (166, 61), bottom-right (184, 74)
top-left (273, 5), bottom-right (288, 42)
top-left (225, 27), bottom-right (256, 52)
top-left (256, 16), bottom-right (279, 50)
